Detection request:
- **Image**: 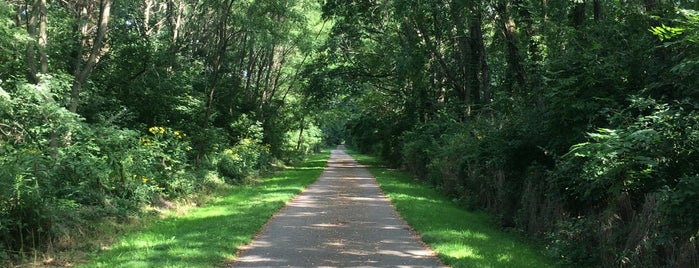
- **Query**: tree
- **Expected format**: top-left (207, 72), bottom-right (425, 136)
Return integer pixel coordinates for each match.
top-left (318, 0), bottom-right (699, 266)
top-left (64, 0), bottom-right (112, 113)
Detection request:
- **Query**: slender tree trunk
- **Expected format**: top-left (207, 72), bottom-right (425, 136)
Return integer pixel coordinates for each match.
top-left (144, 0), bottom-right (152, 35)
top-left (496, 1), bottom-right (526, 92)
top-left (24, 0), bottom-right (56, 151)
top-left (571, 0), bottom-right (586, 28)
top-left (449, 0), bottom-right (472, 116)
top-left (470, 3), bottom-right (490, 104)
top-left (413, 18), bottom-right (465, 109)
top-left (197, 0), bottom-right (235, 163)
top-left (296, 117), bottom-right (304, 151)
top-left (173, 2), bottom-right (184, 43)
top-left (38, 0), bottom-right (47, 75)
top-left (593, 0), bottom-right (603, 22)
top-left (515, 0), bottom-right (544, 98)
top-left (262, 45), bottom-right (275, 104)
top-left (26, 1), bottom-right (37, 81)
top-left (22, 1), bottom-right (49, 99)
top-left (69, 0), bottom-right (112, 113)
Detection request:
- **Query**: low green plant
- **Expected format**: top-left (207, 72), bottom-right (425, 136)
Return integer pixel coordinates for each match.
top-left (552, 97), bottom-right (699, 266)
top-left (217, 138), bottom-right (271, 184)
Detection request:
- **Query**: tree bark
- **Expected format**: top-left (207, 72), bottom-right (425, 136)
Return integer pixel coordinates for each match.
top-left (144, 0), bottom-right (153, 35)
top-left (38, 0), bottom-right (47, 75)
top-left (470, 3), bottom-right (490, 104)
top-left (25, 0), bottom-right (47, 84)
top-left (593, 0), bottom-right (603, 22)
top-left (69, 0), bottom-right (112, 113)
top-left (296, 117), bottom-right (305, 151)
top-left (413, 18), bottom-right (465, 110)
top-left (571, 0), bottom-right (586, 28)
top-left (449, 0), bottom-right (472, 116)
top-left (197, 0), bottom-right (235, 163)
top-left (496, 1), bottom-right (526, 92)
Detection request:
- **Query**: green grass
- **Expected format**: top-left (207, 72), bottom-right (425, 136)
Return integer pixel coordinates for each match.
top-left (79, 151), bottom-right (330, 268)
top-left (349, 151), bottom-right (556, 268)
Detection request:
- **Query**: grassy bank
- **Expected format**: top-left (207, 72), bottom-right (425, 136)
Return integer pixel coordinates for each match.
top-left (79, 150), bottom-right (330, 268)
top-left (349, 151), bottom-right (555, 268)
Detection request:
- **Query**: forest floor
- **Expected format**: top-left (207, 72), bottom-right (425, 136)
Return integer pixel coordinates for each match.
top-left (230, 146), bottom-right (445, 267)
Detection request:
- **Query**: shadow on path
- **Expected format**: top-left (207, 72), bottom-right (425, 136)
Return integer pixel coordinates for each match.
top-left (231, 146), bottom-right (445, 267)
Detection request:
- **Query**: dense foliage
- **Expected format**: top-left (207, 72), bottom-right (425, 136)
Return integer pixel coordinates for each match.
top-left (0, 0), bottom-right (326, 263)
top-left (315, 1), bottom-right (698, 267)
top-left (2, 0), bottom-right (697, 266)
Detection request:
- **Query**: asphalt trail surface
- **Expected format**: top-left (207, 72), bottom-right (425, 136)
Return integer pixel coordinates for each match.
top-left (232, 146), bottom-right (444, 267)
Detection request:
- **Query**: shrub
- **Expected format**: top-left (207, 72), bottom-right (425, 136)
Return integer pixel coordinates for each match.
top-left (0, 78), bottom-right (204, 261)
top-left (552, 97), bottom-right (699, 266)
top-left (134, 126), bottom-right (193, 198)
top-left (217, 139), bottom-right (271, 184)
top-left (545, 216), bottom-right (598, 266)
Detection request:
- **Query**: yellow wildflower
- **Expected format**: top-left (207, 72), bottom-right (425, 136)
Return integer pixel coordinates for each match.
top-left (142, 176), bottom-right (148, 183)
top-left (148, 126), bottom-right (166, 135)
top-left (140, 137), bottom-right (152, 146)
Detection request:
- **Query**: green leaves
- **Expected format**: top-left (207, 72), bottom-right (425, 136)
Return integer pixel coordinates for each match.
top-left (650, 24), bottom-right (685, 41)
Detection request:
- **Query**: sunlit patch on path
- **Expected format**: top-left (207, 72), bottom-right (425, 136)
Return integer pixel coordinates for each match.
top-left (231, 146), bottom-right (445, 267)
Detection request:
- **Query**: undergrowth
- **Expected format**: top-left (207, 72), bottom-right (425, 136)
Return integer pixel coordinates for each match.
top-left (2, 150), bottom-right (328, 267)
top-left (74, 150), bottom-right (329, 267)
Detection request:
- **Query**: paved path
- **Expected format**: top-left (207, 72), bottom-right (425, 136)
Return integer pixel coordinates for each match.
top-left (232, 147), bottom-right (444, 267)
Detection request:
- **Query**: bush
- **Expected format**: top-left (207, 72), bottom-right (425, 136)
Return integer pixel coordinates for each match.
top-left (217, 139), bottom-right (271, 184)
top-left (552, 97), bottom-right (699, 266)
top-left (545, 216), bottom-right (598, 266)
top-left (133, 126), bottom-right (193, 198)
top-left (0, 78), bottom-right (206, 261)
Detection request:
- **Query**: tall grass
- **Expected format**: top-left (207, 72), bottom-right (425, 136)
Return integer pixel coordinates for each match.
top-left (79, 151), bottom-right (330, 268)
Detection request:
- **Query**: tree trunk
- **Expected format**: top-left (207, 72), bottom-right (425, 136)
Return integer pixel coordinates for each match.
top-left (24, 0), bottom-right (55, 151)
top-left (144, 0), bottom-right (153, 35)
top-left (197, 0), bottom-right (235, 163)
top-left (571, 0), bottom-right (586, 28)
top-left (470, 3), bottom-right (490, 105)
top-left (449, 0), bottom-right (472, 116)
top-left (593, 0), bottom-right (603, 22)
top-left (496, 1), bottom-right (526, 92)
top-left (413, 18), bottom-right (465, 111)
top-left (38, 0), bottom-right (47, 75)
top-left (69, 0), bottom-right (112, 113)
top-left (296, 117), bottom-right (305, 151)
top-left (516, 0), bottom-right (543, 97)
top-left (25, 0), bottom-right (47, 84)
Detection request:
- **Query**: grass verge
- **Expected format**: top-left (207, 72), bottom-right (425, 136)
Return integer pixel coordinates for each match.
top-left (78, 150), bottom-right (330, 268)
top-left (349, 151), bottom-right (556, 268)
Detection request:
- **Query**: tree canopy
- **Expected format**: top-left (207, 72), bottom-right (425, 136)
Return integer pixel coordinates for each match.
top-left (312, 1), bottom-right (699, 267)
top-left (1, 0), bottom-right (698, 266)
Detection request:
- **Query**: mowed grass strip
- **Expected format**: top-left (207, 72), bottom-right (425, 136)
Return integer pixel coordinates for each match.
top-left (349, 152), bottom-right (556, 268)
top-left (80, 151), bottom-right (330, 268)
